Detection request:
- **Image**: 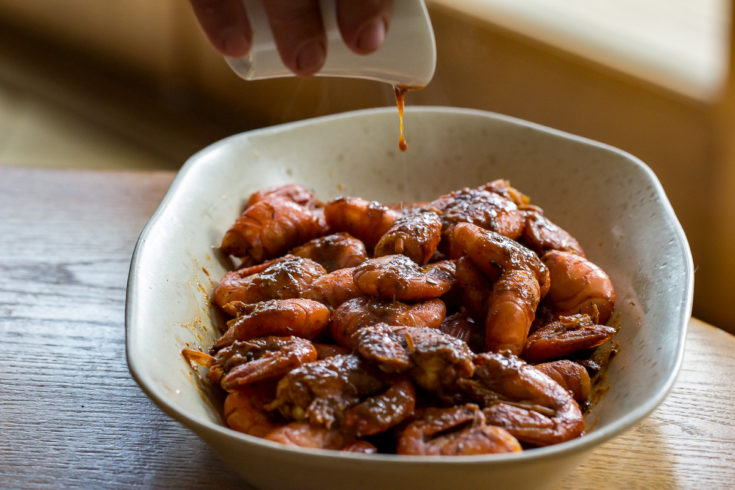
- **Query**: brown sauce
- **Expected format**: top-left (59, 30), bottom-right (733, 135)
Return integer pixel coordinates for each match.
top-left (393, 85), bottom-right (424, 152)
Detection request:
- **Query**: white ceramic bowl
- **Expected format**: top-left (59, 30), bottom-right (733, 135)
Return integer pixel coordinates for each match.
top-left (126, 107), bottom-right (693, 490)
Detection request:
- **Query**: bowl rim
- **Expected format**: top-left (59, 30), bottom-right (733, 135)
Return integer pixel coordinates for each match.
top-left (126, 105), bottom-right (693, 465)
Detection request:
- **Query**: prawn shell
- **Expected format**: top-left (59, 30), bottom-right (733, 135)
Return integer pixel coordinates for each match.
top-left (224, 383), bottom-right (281, 437)
top-left (484, 269), bottom-right (541, 355)
top-left (397, 404), bottom-right (522, 455)
top-left (213, 298), bottom-right (331, 349)
top-left (213, 255), bottom-right (326, 309)
top-left (290, 232), bottom-right (368, 273)
top-left (265, 422), bottom-right (345, 450)
top-left (324, 197), bottom-right (401, 250)
top-left (330, 297), bottom-right (446, 349)
top-left (374, 210), bottom-right (442, 265)
top-left (221, 197), bottom-right (325, 263)
top-left (300, 267), bottom-right (363, 309)
top-left (352, 255), bottom-right (456, 301)
top-left (543, 251), bottom-right (616, 323)
top-left (452, 222), bottom-right (548, 294)
top-left (535, 360), bottom-right (591, 403)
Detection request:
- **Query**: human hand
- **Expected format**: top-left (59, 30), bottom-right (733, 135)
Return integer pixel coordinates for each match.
top-left (189, 0), bottom-right (394, 76)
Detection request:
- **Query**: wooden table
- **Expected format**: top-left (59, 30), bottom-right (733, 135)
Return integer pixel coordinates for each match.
top-left (1, 167), bottom-right (733, 488)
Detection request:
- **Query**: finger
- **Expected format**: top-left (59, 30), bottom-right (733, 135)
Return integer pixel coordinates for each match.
top-left (189, 0), bottom-right (252, 57)
top-left (336, 0), bottom-right (392, 55)
top-left (262, 0), bottom-right (326, 76)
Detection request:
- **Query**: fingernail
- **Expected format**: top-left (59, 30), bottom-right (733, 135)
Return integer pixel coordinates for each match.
top-left (222, 29), bottom-right (250, 57)
top-left (356, 18), bottom-right (387, 54)
top-left (296, 40), bottom-right (326, 75)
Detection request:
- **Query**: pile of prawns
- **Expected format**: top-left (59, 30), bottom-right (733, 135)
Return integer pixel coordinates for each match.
top-left (183, 180), bottom-right (616, 456)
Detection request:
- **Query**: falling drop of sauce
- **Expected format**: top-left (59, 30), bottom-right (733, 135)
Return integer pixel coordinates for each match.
top-left (393, 85), bottom-right (423, 152)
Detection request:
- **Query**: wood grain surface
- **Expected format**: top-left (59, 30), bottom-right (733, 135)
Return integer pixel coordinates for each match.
top-left (1, 166), bottom-right (733, 489)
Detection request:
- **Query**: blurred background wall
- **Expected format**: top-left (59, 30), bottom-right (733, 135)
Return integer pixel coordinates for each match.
top-left (0, 0), bottom-right (733, 332)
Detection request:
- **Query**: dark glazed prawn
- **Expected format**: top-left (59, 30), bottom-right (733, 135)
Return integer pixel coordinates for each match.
top-left (522, 313), bottom-right (616, 363)
top-left (439, 311), bottom-right (484, 353)
top-left (484, 269), bottom-right (541, 355)
top-left (324, 197), bottom-right (401, 250)
top-left (374, 209), bottom-right (442, 265)
top-left (521, 205), bottom-right (585, 257)
top-left (342, 378), bottom-right (416, 437)
top-left (452, 222), bottom-right (549, 296)
top-left (431, 186), bottom-right (525, 240)
top-left (213, 299), bottom-right (330, 349)
top-left (245, 184), bottom-right (321, 209)
top-left (330, 297), bottom-right (446, 348)
top-left (186, 336), bottom-right (317, 390)
top-left (397, 404), bottom-right (522, 456)
top-left (268, 354), bottom-right (415, 435)
top-left (221, 197), bottom-right (325, 264)
top-left (300, 267), bottom-right (363, 308)
top-left (535, 360), bottom-right (591, 403)
top-left (290, 232), bottom-right (367, 272)
top-left (213, 255), bottom-right (325, 309)
top-left (480, 179), bottom-right (530, 207)
top-left (543, 250), bottom-right (615, 323)
top-left (353, 255), bottom-right (456, 301)
top-left (313, 343), bottom-right (350, 360)
top-left (452, 256), bottom-right (493, 322)
top-left (459, 352), bottom-right (584, 446)
top-left (353, 325), bottom-right (474, 393)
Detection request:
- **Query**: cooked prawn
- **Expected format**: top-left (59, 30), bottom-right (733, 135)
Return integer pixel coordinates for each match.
top-left (387, 201), bottom-right (431, 215)
top-left (323, 197), bottom-right (401, 250)
top-left (451, 256), bottom-right (493, 323)
top-left (451, 222), bottom-right (549, 296)
top-left (313, 343), bottom-right (350, 360)
top-left (397, 404), bottom-right (522, 456)
top-left (522, 313), bottom-right (616, 363)
top-left (521, 205), bottom-right (585, 257)
top-left (290, 232), bottom-right (367, 272)
top-left (534, 360), bottom-right (591, 403)
top-left (300, 267), bottom-right (363, 308)
top-left (439, 311), bottom-right (484, 353)
top-left (245, 184), bottom-right (321, 209)
top-left (213, 299), bottom-right (330, 349)
top-left (430, 186), bottom-right (525, 240)
top-left (484, 269), bottom-right (541, 355)
top-left (479, 179), bottom-right (530, 207)
top-left (341, 440), bottom-right (378, 454)
top-left (265, 421), bottom-right (346, 450)
top-left (542, 250), bottom-right (615, 323)
top-left (459, 352), bottom-right (584, 446)
top-left (330, 297), bottom-right (446, 348)
top-left (342, 378), bottom-right (416, 437)
top-left (206, 336), bottom-right (317, 390)
top-left (224, 383), bottom-right (282, 437)
top-left (213, 255), bottom-right (325, 309)
top-left (353, 255), bottom-right (456, 301)
top-left (353, 325), bottom-right (474, 393)
top-left (374, 209), bottom-right (442, 265)
top-left (268, 354), bottom-right (414, 435)
top-left (265, 423), bottom-right (378, 452)
top-left (220, 197), bottom-right (326, 263)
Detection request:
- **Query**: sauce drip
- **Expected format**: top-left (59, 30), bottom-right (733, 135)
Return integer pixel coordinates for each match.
top-left (393, 85), bottom-right (424, 152)
top-left (394, 86), bottom-right (408, 152)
